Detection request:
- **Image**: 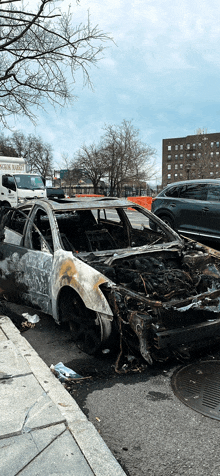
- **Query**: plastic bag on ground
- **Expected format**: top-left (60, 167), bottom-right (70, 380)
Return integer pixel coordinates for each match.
top-left (50, 361), bottom-right (83, 382)
top-left (22, 313), bottom-right (40, 323)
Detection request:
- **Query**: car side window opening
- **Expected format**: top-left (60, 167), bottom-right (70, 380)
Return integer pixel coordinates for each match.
top-left (207, 185), bottom-right (220, 201)
top-left (56, 209), bottom-right (97, 252)
top-left (2, 175), bottom-right (16, 191)
top-left (179, 184), bottom-right (208, 200)
top-left (30, 209), bottom-right (54, 253)
top-left (123, 207), bottom-right (173, 246)
top-left (1, 208), bottom-right (30, 245)
top-left (165, 186), bottom-right (180, 197)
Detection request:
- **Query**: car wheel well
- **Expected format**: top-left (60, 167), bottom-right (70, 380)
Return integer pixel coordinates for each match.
top-left (58, 286), bottom-right (85, 323)
top-left (1, 201), bottom-right (11, 208)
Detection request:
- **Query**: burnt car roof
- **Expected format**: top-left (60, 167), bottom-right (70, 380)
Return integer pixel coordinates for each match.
top-left (19, 196), bottom-right (141, 211)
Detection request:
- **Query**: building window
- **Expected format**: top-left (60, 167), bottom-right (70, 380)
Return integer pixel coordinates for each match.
top-left (216, 163), bottom-right (219, 167)
top-left (175, 164), bottom-right (178, 170)
top-left (216, 142), bottom-right (219, 148)
top-left (180, 144), bottom-right (183, 150)
top-left (216, 151), bottom-right (219, 156)
top-left (167, 154), bottom-right (172, 160)
top-left (168, 145), bottom-right (171, 151)
top-left (186, 143), bottom-right (190, 149)
top-left (211, 142), bottom-right (214, 147)
top-left (174, 174), bottom-right (178, 178)
top-left (210, 152), bottom-right (214, 157)
top-left (167, 164), bottom-right (171, 170)
top-left (175, 154), bottom-right (178, 160)
top-left (193, 143), bottom-right (196, 149)
top-left (167, 174), bottom-right (171, 179)
top-left (198, 153), bottom-right (201, 158)
top-left (180, 154), bottom-right (183, 159)
top-left (210, 162), bottom-right (213, 167)
top-left (175, 145), bottom-right (178, 150)
top-left (192, 153), bottom-right (196, 157)
top-left (187, 153), bottom-right (190, 158)
top-left (179, 173), bottom-right (183, 177)
top-left (210, 172), bottom-right (214, 176)
top-left (180, 164), bottom-right (183, 169)
top-left (198, 143), bottom-right (201, 148)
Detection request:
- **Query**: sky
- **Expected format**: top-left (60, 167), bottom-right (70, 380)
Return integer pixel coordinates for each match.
top-left (3, 0), bottom-right (220, 183)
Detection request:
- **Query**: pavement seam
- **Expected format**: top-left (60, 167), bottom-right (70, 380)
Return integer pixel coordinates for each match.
top-left (0, 316), bottom-right (127, 476)
top-left (0, 372), bottom-right (32, 380)
top-left (14, 427), bottom-right (67, 476)
top-left (0, 421), bottom-right (67, 442)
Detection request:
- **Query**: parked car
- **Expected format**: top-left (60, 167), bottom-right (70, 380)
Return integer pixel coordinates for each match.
top-left (151, 179), bottom-right (220, 242)
top-left (46, 187), bottom-right (65, 199)
top-left (0, 196), bottom-right (220, 365)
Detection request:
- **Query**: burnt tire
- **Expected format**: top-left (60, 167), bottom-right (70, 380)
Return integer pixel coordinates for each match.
top-left (59, 289), bottom-right (112, 355)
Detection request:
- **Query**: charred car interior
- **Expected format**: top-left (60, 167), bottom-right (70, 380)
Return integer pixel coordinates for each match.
top-left (1, 197), bottom-right (220, 366)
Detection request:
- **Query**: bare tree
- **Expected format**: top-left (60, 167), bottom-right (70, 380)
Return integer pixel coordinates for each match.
top-left (0, 0), bottom-right (112, 126)
top-left (26, 135), bottom-right (53, 180)
top-left (72, 121), bottom-right (157, 196)
top-left (58, 153), bottom-right (78, 194)
top-left (101, 120), bottom-right (157, 196)
top-left (185, 131), bottom-right (214, 180)
top-left (196, 128), bottom-right (208, 135)
top-left (0, 131), bottom-right (53, 179)
top-left (72, 144), bottom-right (107, 193)
top-left (0, 132), bottom-right (17, 155)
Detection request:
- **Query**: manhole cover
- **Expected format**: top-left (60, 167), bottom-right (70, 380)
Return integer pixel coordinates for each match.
top-left (171, 360), bottom-right (220, 420)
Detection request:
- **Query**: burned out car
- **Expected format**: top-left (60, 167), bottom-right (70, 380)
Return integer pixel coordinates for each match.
top-left (1, 196), bottom-right (220, 365)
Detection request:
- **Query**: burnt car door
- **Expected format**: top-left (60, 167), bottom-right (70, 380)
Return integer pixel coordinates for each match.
top-left (0, 207), bottom-right (31, 302)
top-left (22, 206), bottom-right (54, 312)
top-left (0, 205), bottom-right (53, 313)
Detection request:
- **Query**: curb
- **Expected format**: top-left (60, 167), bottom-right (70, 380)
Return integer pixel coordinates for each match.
top-left (0, 315), bottom-right (126, 476)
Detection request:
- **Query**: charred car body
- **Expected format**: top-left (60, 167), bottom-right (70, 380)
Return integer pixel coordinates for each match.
top-left (1, 197), bottom-right (220, 364)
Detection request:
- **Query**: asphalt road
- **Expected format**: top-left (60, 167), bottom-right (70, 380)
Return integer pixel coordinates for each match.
top-left (2, 299), bottom-right (220, 476)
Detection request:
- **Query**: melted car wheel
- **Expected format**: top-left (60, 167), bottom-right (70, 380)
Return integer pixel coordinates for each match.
top-left (60, 291), bottom-right (112, 355)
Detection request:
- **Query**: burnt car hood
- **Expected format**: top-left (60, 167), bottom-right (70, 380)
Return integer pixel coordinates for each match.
top-left (79, 238), bottom-right (220, 364)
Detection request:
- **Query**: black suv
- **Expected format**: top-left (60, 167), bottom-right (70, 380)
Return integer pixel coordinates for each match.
top-left (46, 187), bottom-right (65, 199)
top-left (151, 179), bottom-right (220, 242)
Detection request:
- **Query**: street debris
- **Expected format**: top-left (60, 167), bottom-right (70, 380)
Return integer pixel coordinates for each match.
top-left (22, 313), bottom-right (40, 323)
top-left (50, 362), bottom-right (83, 382)
top-left (21, 321), bottom-right (36, 329)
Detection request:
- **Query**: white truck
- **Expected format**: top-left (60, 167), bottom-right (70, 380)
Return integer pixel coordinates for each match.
top-left (0, 156), bottom-right (46, 207)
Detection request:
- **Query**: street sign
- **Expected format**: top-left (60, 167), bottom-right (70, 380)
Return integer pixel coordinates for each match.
top-left (60, 169), bottom-right (68, 179)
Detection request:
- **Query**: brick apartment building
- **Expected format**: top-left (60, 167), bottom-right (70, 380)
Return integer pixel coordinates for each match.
top-left (162, 132), bottom-right (220, 188)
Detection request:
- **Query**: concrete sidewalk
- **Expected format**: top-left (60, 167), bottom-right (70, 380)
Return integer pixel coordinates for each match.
top-left (0, 316), bottom-right (126, 476)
